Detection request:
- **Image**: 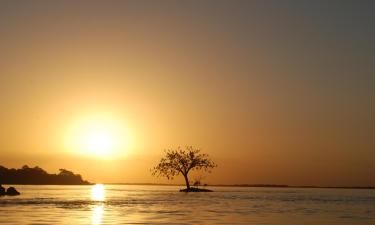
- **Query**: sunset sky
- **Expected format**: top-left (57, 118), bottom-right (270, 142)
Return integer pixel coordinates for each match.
top-left (0, 1), bottom-right (374, 186)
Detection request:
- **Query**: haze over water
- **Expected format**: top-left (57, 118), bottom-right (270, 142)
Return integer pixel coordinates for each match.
top-left (0, 185), bottom-right (374, 225)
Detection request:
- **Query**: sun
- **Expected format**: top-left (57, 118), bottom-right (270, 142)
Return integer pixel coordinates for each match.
top-left (65, 113), bottom-right (133, 158)
top-left (84, 129), bottom-right (115, 156)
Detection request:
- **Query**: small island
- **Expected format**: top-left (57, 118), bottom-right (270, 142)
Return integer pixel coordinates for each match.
top-left (179, 187), bottom-right (213, 192)
top-left (152, 146), bottom-right (217, 192)
top-left (0, 165), bottom-right (91, 185)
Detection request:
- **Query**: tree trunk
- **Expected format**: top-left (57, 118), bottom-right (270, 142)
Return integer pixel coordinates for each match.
top-left (183, 174), bottom-right (190, 190)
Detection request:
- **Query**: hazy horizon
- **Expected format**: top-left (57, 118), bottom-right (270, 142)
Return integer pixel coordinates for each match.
top-left (1, 0), bottom-right (374, 186)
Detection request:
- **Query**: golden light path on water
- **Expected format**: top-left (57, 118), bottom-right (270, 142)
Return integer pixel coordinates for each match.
top-left (92, 205), bottom-right (104, 225)
top-left (91, 184), bottom-right (105, 201)
top-left (91, 184), bottom-right (105, 225)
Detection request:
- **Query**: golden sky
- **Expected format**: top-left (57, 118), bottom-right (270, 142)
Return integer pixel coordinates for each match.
top-left (0, 1), bottom-right (374, 186)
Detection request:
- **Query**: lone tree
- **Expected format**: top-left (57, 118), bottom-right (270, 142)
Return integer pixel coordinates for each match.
top-left (152, 146), bottom-right (217, 190)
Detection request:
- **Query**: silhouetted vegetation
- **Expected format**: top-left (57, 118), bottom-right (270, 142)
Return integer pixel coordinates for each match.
top-left (152, 146), bottom-right (216, 191)
top-left (192, 175), bottom-right (206, 189)
top-left (0, 165), bottom-right (90, 185)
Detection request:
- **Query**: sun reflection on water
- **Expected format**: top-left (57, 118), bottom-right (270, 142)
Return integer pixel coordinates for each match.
top-left (91, 184), bottom-right (105, 201)
top-left (91, 205), bottom-right (104, 225)
top-left (91, 184), bottom-right (105, 225)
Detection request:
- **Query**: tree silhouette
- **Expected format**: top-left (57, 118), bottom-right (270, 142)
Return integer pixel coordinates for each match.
top-left (0, 165), bottom-right (90, 185)
top-left (152, 146), bottom-right (216, 190)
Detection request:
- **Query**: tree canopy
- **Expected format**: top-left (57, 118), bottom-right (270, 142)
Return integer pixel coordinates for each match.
top-left (0, 165), bottom-right (90, 185)
top-left (152, 146), bottom-right (217, 189)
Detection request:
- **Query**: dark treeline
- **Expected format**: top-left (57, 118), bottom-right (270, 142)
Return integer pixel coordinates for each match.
top-left (0, 165), bottom-right (91, 185)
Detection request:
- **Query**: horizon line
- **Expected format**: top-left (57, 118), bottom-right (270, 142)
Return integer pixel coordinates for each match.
top-left (100, 182), bottom-right (375, 190)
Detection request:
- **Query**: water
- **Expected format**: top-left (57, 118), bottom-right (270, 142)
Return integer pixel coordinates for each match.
top-left (0, 185), bottom-right (374, 225)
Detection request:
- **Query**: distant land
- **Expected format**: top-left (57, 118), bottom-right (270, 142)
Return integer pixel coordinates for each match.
top-left (105, 183), bottom-right (375, 190)
top-left (0, 166), bottom-right (373, 189)
top-left (0, 165), bottom-right (91, 185)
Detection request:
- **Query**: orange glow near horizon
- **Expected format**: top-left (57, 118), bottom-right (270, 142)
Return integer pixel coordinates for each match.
top-left (0, 1), bottom-right (374, 187)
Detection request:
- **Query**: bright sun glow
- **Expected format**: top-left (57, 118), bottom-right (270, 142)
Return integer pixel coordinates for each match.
top-left (91, 184), bottom-right (105, 201)
top-left (65, 113), bottom-right (134, 158)
top-left (84, 129), bottom-right (116, 156)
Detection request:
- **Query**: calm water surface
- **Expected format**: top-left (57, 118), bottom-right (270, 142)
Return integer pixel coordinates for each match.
top-left (0, 185), bottom-right (374, 225)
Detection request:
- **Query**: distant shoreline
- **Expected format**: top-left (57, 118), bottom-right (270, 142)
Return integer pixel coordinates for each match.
top-left (2, 182), bottom-right (374, 190)
top-left (0, 165), bottom-right (91, 185)
top-left (102, 183), bottom-right (375, 190)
